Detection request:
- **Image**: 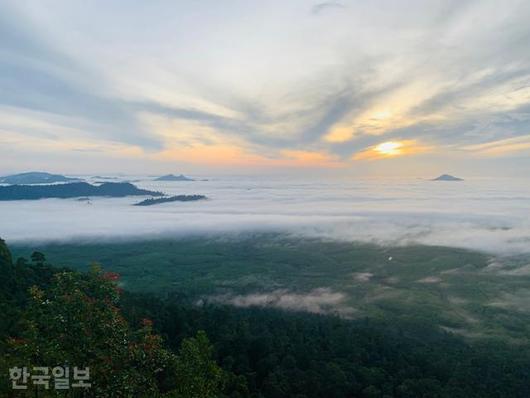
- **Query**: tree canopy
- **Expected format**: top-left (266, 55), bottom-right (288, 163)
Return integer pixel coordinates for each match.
top-left (1, 239), bottom-right (529, 397)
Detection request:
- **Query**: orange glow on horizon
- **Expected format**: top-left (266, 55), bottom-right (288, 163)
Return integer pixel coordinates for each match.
top-left (157, 145), bottom-right (345, 168)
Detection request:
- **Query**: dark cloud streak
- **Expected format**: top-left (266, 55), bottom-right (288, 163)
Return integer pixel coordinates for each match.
top-left (311, 2), bottom-right (346, 15)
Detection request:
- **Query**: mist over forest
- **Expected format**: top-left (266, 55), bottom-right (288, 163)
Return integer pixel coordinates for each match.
top-left (2, 175), bottom-right (530, 255)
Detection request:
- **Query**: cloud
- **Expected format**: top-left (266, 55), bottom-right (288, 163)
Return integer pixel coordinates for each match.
top-left (208, 288), bottom-right (355, 316)
top-left (0, 3), bottom-right (159, 149)
top-left (353, 272), bottom-right (373, 282)
top-left (2, 0), bottom-right (530, 172)
top-left (280, 149), bottom-right (344, 167)
top-left (2, 175), bottom-right (530, 255)
top-left (488, 290), bottom-right (530, 313)
top-left (311, 2), bottom-right (346, 15)
top-left (461, 134), bottom-right (530, 157)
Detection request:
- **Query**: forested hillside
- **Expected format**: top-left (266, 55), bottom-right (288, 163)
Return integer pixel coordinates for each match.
top-left (1, 238), bottom-right (529, 397)
top-left (0, 182), bottom-right (162, 201)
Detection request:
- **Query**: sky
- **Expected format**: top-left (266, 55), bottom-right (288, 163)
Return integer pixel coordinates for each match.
top-left (1, 0), bottom-right (530, 176)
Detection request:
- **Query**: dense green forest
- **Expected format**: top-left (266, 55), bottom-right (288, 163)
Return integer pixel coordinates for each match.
top-left (16, 236), bottom-right (530, 343)
top-left (2, 238), bottom-right (530, 397)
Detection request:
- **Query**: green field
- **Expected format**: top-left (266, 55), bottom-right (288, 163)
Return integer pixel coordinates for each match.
top-left (12, 233), bottom-right (530, 344)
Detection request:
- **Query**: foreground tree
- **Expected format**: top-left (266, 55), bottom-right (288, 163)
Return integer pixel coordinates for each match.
top-left (4, 262), bottom-right (224, 397)
top-left (171, 331), bottom-right (224, 398)
top-left (0, 238), bottom-right (12, 267)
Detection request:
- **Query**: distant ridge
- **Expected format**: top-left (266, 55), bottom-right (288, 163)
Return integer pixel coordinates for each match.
top-left (155, 174), bottom-right (194, 182)
top-left (0, 182), bottom-right (163, 201)
top-left (432, 174), bottom-right (463, 181)
top-left (92, 176), bottom-right (117, 180)
top-left (0, 172), bottom-right (80, 185)
top-left (133, 195), bottom-right (207, 206)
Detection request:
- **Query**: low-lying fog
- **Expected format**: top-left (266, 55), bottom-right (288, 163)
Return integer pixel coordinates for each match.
top-left (2, 175), bottom-right (530, 254)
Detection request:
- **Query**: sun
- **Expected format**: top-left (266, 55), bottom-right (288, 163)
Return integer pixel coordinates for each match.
top-left (353, 139), bottom-right (429, 160)
top-left (374, 141), bottom-right (403, 156)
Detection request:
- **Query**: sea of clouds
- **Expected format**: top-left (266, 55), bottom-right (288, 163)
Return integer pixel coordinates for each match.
top-left (1, 175), bottom-right (530, 254)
